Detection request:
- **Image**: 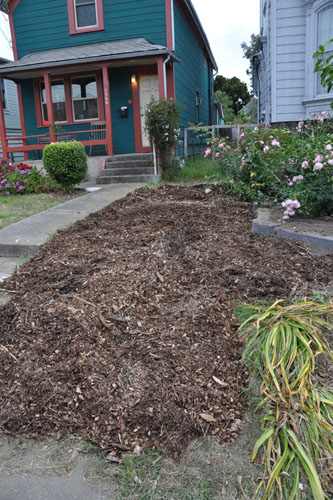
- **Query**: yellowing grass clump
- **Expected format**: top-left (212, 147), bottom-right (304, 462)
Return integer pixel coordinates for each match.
top-left (238, 300), bottom-right (333, 500)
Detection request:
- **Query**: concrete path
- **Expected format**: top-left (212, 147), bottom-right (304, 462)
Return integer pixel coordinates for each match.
top-left (0, 183), bottom-right (144, 259)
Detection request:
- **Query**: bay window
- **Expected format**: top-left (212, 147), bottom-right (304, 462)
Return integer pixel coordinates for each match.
top-left (316, 3), bottom-right (333, 94)
top-left (40, 80), bottom-right (66, 122)
top-left (71, 76), bottom-right (98, 121)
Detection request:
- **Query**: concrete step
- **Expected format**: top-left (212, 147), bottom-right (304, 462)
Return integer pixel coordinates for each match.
top-left (105, 160), bottom-right (153, 169)
top-left (101, 167), bottom-right (154, 176)
top-left (107, 153), bottom-right (153, 162)
top-left (97, 174), bottom-right (159, 184)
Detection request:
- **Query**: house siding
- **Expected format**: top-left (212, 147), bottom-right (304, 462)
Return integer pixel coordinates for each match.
top-left (13, 0), bottom-right (167, 58)
top-left (0, 78), bottom-right (23, 161)
top-left (274, 0), bottom-right (306, 123)
top-left (173, 2), bottom-right (212, 128)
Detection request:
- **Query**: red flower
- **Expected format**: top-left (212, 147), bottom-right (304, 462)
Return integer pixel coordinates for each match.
top-left (43, 120), bottom-right (49, 126)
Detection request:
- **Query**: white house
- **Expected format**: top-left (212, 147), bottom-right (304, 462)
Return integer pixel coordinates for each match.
top-left (253, 0), bottom-right (333, 125)
top-left (0, 56), bottom-right (22, 160)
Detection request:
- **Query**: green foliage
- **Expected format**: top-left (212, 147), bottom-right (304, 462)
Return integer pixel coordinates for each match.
top-left (215, 89), bottom-right (235, 123)
top-left (241, 33), bottom-right (261, 90)
top-left (214, 75), bottom-right (250, 115)
top-left (313, 39), bottom-right (333, 109)
top-left (202, 120), bottom-right (333, 218)
top-left (144, 98), bottom-right (180, 179)
top-left (239, 300), bottom-right (333, 500)
top-left (43, 141), bottom-right (88, 190)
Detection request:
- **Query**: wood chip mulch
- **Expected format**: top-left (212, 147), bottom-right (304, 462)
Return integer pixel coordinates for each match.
top-left (0, 185), bottom-right (332, 458)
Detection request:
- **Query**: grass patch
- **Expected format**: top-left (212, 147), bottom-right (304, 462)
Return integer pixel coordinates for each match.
top-left (0, 192), bottom-right (83, 229)
top-left (174, 158), bottom-right (219, 182)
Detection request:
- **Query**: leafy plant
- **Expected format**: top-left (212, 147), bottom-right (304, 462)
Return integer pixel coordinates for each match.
top-left (144, 98), bottom-right (180, 178)
top-left (238, 300), bottom-right (333, 500)
top-left (43, 141), bottom-right (88, 190)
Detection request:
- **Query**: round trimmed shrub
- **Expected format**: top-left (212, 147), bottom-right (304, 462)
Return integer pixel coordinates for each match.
top-left (43, 141), bottom-right (88, 190)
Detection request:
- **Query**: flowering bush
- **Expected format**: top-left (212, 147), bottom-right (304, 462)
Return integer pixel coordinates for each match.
top-left (203, 118), bottom-right (333, 218)
top-left (0, 159), bottom-right (48, 195)
top-left (144, 98), bottom-right (180, 178)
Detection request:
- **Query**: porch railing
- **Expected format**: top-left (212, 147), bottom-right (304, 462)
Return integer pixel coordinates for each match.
top-left (3, 128), bottom-right (107, 157)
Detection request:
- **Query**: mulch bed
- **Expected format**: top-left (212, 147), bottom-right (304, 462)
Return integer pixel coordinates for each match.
top-left (0, 185), bottom-right (332, 458)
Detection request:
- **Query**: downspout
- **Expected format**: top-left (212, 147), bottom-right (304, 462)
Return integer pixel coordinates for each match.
top-left (163, 54), bottom-right (171, 99)
top-left (211, 68), bottom-right (218, 125)
top-left (171, 0), bottom-right (175, 50)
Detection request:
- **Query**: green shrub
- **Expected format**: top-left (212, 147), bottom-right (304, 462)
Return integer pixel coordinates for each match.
top-left (43, 141), bottom-right (88, 190)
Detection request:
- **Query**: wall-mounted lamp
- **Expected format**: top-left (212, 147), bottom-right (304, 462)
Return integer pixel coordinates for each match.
top-left (131, 74), bottom-right (137, 84)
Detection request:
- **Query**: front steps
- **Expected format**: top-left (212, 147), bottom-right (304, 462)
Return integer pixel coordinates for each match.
top-left (96, 153), bottom-right (159, 184)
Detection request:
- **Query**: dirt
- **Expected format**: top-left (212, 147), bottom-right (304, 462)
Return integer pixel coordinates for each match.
top-left (0, 185), bottom-right (332, 465)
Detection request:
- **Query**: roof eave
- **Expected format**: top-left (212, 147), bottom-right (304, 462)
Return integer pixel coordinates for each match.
top-left (0, 49), bottom-right (181, 76)
top-left (182, 0), bottom-right (218, 71)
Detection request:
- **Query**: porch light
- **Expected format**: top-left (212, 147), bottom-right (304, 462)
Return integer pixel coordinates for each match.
top-left (131, 74), bottom-right (137, 84)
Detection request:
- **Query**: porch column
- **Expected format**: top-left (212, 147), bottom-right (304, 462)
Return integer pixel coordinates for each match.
top-left (157, 57), bottom-right (166, 99)
top-left (101, 63), bottom-right (114, 156)
top-left (43, 71), bottom-right (56, 143)
top-left (0, 85), bottom-right (8, 159)
top-left (17, 82), bottom-right (28, 161)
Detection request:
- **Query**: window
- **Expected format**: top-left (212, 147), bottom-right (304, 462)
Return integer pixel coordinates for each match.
top-left (71, 76), bottom-right (98, 121)
top-left (40, 80), bottom-right (67, 122)
top-left (75, 0), bottom-right (97, 29)
top-left (68, 0), bottom-right (104, 34)
top-left (0, 79), bottom-right (7, 110)
top-left (316, 3), bottom-right (333, 94)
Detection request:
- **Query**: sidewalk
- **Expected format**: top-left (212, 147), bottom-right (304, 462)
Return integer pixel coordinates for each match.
top-left (0, 183), bottom-right (144, 282)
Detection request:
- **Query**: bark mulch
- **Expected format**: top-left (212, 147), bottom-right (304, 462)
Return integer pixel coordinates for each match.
top-left (0, 185), bottom-right (332, 458)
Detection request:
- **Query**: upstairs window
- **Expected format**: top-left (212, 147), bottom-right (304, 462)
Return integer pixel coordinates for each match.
top-left (0, 79), bottom-right (7, 110)
top-left (75, 0), bottom-right (97, 29)
top-left (68, 0), bottom-right (104, 34)
top-left (316, 3), bottom-right (333, 94)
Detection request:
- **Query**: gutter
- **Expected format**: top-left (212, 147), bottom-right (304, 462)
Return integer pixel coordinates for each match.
top-left (163, 54), bottom-right (171, 98)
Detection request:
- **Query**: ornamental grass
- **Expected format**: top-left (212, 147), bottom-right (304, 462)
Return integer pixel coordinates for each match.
top-left (238, 300), bottom-right (333, 500)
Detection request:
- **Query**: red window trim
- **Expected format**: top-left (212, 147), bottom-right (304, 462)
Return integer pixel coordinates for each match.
top-left (33, 70), bottom-right (105, 128)
top-left (67, 0), bottom-right (104, 35)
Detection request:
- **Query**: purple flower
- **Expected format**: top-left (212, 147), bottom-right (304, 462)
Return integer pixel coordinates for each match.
top-left (4, 191), bottom-right (9, 195)
top-left (5, 183), bottom-right (10, 188)
top-left (314, 162), bottom-right (323, 171)
top-left (326, 144), bottom-right (332, 151)
top-left (17, 185), bottom-right (24, 192)
top-left (24, 178), bottom-right (28, 183)
top-left (301, 161), bottom-right (308, 168)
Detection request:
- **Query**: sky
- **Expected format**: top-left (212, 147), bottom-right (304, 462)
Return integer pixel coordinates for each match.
top-left (0, 1), bottom-right (260, 86)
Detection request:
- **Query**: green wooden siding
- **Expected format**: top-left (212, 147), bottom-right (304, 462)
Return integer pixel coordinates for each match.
top-left (109, 67), bottom-right (135, 154)
top-left (14, 0), bottom-right (166, 58)
top-left (174, 3), bottom-right (213, 128)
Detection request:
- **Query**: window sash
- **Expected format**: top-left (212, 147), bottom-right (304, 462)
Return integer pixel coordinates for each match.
top-left (71, 76), bottom-right (99, 121)
top-left (74, 0), bottom-right (97, 29)
top-left (40, 80), bottom-right (67, 123)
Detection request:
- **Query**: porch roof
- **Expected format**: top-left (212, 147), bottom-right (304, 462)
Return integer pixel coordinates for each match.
top-left (0, 38), bottom-right (180, 78)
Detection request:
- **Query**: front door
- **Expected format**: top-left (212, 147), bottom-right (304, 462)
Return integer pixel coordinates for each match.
top-left (139, 75), bottom-right (159, 147)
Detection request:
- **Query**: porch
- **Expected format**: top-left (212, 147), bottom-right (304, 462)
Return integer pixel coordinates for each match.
top-left (0, 39), bottom-right (179, 161)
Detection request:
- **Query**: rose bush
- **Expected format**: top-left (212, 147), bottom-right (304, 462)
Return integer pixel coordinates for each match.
top-left (203, 116), bottom-right (333, 218)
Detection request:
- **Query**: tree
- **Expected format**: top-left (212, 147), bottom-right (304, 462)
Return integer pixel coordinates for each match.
top-left (214, 75), bottom-right (250, 115)
top-left (241, 33), bottom-right (261, 91)
top-left (215, 90), bottom-right (235, 123)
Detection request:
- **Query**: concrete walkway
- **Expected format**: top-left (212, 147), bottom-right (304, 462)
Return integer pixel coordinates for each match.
top-left (0, 183), bottom-right (144, 282)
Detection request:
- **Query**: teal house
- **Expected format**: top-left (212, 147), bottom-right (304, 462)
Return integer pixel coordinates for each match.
top-left (0, 0), bottom-right (217, 161)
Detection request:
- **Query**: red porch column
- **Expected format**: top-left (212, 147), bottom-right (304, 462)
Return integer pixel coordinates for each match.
top-left (157, 57), bottom-right (166, 99)
top-left (43, 71), bottom-right (56, 143)
top-left (17, 81), bottom-right (28, 161)
top-left (101, 63), bottom-right (114, 156)
top-left (0, 86), bottom-right (8, 159)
